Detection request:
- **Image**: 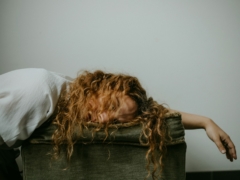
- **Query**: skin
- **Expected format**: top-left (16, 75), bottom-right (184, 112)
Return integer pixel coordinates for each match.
top-left (89, 95), bottom-right (138, 123)
top-left (91, 95), bottom-right (237, 162)
top-left (170, 110), bottom-right (237, 162)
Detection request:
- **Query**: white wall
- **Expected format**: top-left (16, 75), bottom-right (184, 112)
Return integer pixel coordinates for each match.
top-left (0, 0), bottom-right (239, 172)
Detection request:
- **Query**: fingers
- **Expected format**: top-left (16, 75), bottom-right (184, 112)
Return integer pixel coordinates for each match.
top-left (205, 120), bottom-right (237, 161)
top-left (225, 147), bottom-right (233, 162)
top-left (214, 139), bottom-right (226, 154)
top-left (214, 135), bottom-right (237, 161)
top-left (221, 136), bottom-right (237, 160)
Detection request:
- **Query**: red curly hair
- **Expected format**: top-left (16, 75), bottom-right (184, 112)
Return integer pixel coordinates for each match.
top-left (52, 70), bottom-right (169, 179)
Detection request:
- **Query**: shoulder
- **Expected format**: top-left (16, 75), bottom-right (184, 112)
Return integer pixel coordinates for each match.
top-left (0, 69), bottom-right (50, 99)
top-left (0, 68), bottom-right (71, 86)
top-left (0, 69), bottom-right (65, 102)
top-left (0, 68), bottom-right (51, 83)
top-left (0, 68), bottom-right (49, 76)
top-left (0, 68), bottom-right (72, 101)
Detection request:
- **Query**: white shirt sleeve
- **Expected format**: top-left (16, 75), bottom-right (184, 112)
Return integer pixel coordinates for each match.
top-left (0, 68), bottom-right (72, 147)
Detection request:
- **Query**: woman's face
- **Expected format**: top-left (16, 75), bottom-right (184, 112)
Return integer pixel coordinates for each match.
top-left (89, 95), bottom-right (138, 123)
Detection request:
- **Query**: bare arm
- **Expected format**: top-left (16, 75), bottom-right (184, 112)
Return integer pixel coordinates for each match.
top-left (169, 109), bottom-right (237, 162)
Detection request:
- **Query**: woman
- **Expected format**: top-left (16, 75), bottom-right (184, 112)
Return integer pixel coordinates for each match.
top-left (0, 68), bottom-right (237, 179)
top-left (52, 69), bottom-right (237, 178)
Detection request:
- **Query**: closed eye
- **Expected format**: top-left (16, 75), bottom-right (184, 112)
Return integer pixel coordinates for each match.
top-left (112, 119), bottom-right (119, 124)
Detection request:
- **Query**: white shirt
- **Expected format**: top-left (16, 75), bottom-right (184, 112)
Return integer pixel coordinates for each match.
top-left (0, 68), bottom-right (72, 147)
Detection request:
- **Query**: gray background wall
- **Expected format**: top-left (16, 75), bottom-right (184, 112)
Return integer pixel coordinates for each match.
top-left (0, 0), bottom-right (239, 172)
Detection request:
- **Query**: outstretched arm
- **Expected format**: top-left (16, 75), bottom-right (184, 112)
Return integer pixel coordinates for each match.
top-left (169, 109), bottom-right (237, 162)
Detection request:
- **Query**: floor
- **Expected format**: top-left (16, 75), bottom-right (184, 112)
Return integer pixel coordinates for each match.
top-left (186, 170), bottom-right (240, 180)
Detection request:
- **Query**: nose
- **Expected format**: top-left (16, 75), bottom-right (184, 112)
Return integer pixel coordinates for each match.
top-left (99, 112), bottom-right (109, 123)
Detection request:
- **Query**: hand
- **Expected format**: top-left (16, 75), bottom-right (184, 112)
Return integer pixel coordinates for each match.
top-left (205, 120), bottom-right (237, 161)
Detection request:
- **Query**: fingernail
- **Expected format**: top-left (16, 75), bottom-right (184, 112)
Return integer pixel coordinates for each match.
top-left (221, 150), bottom-right (226, 153)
